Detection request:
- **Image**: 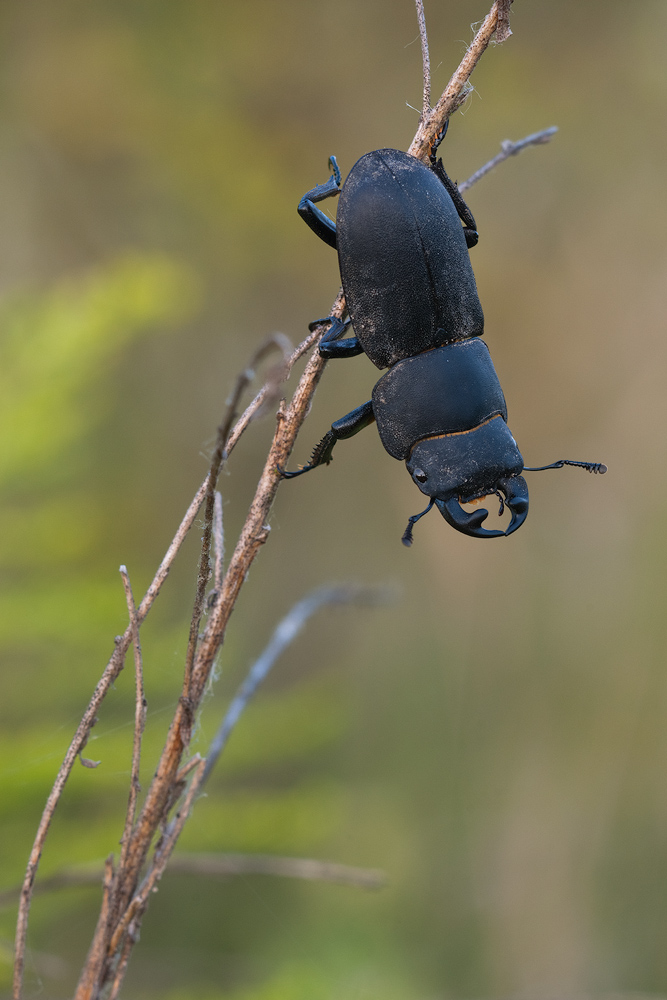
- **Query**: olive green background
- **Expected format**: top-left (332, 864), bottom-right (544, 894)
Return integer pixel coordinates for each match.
top-left (1, 1), bottom-right (667, 998)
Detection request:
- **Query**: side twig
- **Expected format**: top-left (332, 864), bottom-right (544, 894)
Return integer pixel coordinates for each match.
top-left (0, 853), bottom-right (384, 908)
top-left (202, 584), bottom-right (388, 785)
top-left (409, 0), bottom-right (514, 163)
top-left (458, 126), bottom-right (558, 193)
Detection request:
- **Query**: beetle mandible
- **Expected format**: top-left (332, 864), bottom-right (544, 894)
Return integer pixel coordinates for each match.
top-left (281, 126), bottom-right (606, 545)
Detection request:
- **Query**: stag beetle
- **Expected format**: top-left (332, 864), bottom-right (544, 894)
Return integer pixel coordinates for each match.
top-left (282, 126), bottom-right (606, 544)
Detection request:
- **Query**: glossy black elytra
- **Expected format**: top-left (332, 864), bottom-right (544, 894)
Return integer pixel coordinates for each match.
top-left (281, 128), bottom-right (606, 545)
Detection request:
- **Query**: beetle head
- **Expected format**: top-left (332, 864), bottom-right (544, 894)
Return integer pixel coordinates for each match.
top-left (405, 416), bottom-right (528, 538)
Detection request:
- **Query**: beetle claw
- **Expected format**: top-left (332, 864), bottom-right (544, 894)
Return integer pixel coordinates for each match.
top-left (435, 497), bottom-right (504, 538)
top-left (433, 475), bottom-right (529, 538)
top-left (499, 475), bottom-right (529, 535)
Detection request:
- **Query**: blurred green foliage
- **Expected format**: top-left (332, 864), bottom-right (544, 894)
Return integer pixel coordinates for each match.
top-left (2, 1), bottom-right (667, 999)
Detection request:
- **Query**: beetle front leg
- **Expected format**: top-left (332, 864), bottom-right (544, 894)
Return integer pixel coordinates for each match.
top-left (315, 315), bottom-right (365, 359)
top-left (297, 156), bottom-right (341, 249)
top-left (279, 400), bottom-right (375, 478)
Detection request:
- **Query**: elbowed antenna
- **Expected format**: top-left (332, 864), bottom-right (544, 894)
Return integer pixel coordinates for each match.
top-left (524, 460), bottom-right (607, 474)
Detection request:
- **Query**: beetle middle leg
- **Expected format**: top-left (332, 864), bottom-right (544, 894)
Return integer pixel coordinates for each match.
top-left (279, 400), bottom-right (375, 478)
top-left (311, 315), bottom-right (365, 360)
top-left (297, 155), bottom-right (341, 249)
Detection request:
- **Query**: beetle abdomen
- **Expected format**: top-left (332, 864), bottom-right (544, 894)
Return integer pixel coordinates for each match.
top-left (372, 339), bottom-right (507, 460)
top-left (337, 149), bottom-right (484, 369)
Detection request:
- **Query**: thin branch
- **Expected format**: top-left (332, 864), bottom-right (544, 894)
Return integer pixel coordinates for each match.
top-left (168, 853), bottom-right (385, 889)
top-left (458, 126), bottom-right (558, 193)
top-left (107, 756), bottom-right (207, 958)
top-left (225, 325), bottom-right (321, 457)
top-left (73, 857), bottom-right (115, 1000)
top-left (213, 491), bottom-right (224, 594)
top-left (182, 334), bottom-right (292, 704)
top-left (414, 0), bottom-right (431, 119)
top-left (0, 853), bottom-right (384, 907)
top-left (202, 584), bottom-right (387, 785)
top-left (409, 0), bottom-right (514, 163)
top-left (106, 933), bottom-right (134, 1000)
top-left (117, 568), bottom-right (147, 893)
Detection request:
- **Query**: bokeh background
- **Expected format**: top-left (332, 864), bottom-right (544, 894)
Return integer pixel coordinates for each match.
top-left (1, 1), bottom-right (667, 997)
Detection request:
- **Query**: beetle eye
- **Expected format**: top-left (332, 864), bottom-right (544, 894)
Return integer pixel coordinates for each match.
top-left (413, 468), bottom-right (428, 483)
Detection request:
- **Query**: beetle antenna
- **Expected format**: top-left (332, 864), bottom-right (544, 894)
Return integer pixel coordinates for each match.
top-left (494, 490), bottom-right (506, 516)
top-left (401, 498), bottom-right (435, 547)
top-left (524, 460), bottom-right (607, 474)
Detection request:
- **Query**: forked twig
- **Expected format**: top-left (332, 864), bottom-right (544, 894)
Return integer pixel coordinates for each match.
top-left (13, 480), bottom-right (207, 1000)
top-left (409, 0), bottom-right (514, 163)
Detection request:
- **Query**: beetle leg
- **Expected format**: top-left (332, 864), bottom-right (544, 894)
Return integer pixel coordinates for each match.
top-left (317, 316), bottom-right (365, 359)
top-left (431, 157), bottom-right (479, 248)
top-left (297, 155), bottom-right (341, 250)
top-left (278, 400), bottom-right (375, 478)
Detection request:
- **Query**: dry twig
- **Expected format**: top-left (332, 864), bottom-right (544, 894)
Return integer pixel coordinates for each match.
top-left (458, 126), bottom-right (558, 193)
top-left (415, 0), bottom-right (431, 119)
top-left (0, 853), bottom-right (384, 908)
top-left (118, 567), bottom-right (146, 870)
top-left (14, 4), bottom-right (518, 997)
top-left (409, 0), bottom-right (514, 163)
top-left (202, 584), bottom-right (387, 785)
top-left (212, 491), bottom-right (224, 594)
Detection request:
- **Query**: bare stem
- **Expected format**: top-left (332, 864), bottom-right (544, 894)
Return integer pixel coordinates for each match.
top-left (0, 853), bottom-right (384, 908)
top-left (117, 568), bottom-right (147, 898)
top-left (459, 126), bottom-right (558, 193)
top-left (202, 584), bottom-right (387, 785)
top-left (182, 334), bottom-right (291, 705)
top-left (414, 0), bottom-right (431, 119)
top-left (213, 491), bottom-right (224, 594)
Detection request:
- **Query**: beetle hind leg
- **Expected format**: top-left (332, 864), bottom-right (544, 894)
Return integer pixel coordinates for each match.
top-left (432, 158), bottom-right (479, 247)
top-left (278, 400), bottom-right (375, 478)
top-left (428, 129), bottom-right (479, 248)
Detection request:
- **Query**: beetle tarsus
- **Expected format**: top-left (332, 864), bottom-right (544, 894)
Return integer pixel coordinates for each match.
top-left (309, 430), bottom-right (337, 467)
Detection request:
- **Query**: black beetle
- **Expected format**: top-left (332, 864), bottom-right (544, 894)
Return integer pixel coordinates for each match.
top-left (282, 130), bottom-right (605, 544)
